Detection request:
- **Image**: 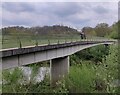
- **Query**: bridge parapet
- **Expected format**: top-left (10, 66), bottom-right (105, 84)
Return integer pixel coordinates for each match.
top-left (1, 40), bottom-right (116, 58)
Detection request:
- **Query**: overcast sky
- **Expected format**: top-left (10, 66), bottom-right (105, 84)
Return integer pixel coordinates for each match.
top-left (2, 2), bottom-right (118, 29)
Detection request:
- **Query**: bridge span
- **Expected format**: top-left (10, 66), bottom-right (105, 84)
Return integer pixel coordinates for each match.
top-left (1, 40), bottom-right (116, 85)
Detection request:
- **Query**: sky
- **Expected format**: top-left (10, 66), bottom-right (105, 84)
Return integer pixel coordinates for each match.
top-left (1, 1), bottom-right (118, 29)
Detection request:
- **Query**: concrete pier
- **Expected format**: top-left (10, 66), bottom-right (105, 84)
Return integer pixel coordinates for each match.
top-left (50, 56), bottom-right (69, 86)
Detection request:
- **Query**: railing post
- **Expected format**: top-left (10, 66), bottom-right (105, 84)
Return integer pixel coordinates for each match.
top-left (48, 40), bottom-right (50, 45)
top-left (58, 40), bottom-right (59, 44)
top-left (35, 40), bottom-right (38, 46)
top-left (19, 41), bottom-right (22, 48)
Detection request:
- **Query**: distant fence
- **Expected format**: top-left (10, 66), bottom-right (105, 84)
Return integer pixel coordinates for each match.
top-left (2, 34), bottom-right (114, 49)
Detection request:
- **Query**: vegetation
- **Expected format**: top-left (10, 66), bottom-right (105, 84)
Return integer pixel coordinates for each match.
top-left (70, 45), bottom-right (110, 64)
top-left (2, 44), bottom-right (119, 94)
top-left (82, 21), bottom-right (119, 39)
top-left (0, 68), bottom-right (2, 94)
top-left (69, 45), bottom-right (119, 93)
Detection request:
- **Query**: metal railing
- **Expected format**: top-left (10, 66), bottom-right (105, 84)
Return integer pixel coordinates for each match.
top-left (1, 34), bottom-right (115, 49)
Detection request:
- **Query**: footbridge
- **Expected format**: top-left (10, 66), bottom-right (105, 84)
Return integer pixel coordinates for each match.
top-left (1, 40), bottom-right (116, 85)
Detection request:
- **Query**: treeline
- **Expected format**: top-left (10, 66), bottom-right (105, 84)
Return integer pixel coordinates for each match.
top-left (71, 45), bottom-right (110, 64)
top-left (2, 25), bottom-right (79, 37)
top-left (2, 21), bottom-right (120, 39)
top-left (82, 21), bottom-right (119, 39)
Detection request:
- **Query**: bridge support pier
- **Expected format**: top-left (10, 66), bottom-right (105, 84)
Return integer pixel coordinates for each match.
top-left (50, 56), bottom-right (69, 86)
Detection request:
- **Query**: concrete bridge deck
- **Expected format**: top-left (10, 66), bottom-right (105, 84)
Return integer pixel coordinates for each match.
top-left (1, 40), bottom-right (115, 58)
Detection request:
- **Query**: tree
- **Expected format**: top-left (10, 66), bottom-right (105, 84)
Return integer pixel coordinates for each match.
top-left (94, 23), bottom-right (112, 37)
top-left (109, 21), bottom-right (119, 39)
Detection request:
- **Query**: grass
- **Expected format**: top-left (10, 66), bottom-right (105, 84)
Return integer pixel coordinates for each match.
top-left (1, 34), bottom-right (112, 49)
top-left (0, 70), bottom-right (1, 94)
top-left (2, 35), bottom-right (82, 49)
top-left (65, 62), bottom-right (96, 93)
